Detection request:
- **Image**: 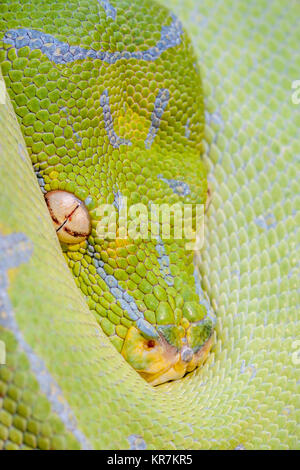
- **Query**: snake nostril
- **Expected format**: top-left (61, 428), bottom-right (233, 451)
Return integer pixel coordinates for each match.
top-left (180, 347), bottom-right (194, 363)
top-left (44, 190), bottom-right (91, 244)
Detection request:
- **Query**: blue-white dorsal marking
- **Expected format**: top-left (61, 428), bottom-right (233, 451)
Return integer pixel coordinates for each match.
top-left (145, 89), bottom-right (170, 149)
top-left (155, 236), bottom-right (174, 287)
top-left (3, 14), bottom-right (183, 65)
top-left (87, 244), bottom-right (157, 339)
top-left (157, 174), bottom-right (191, 197)
top-left (97, 0), bottom-right (117, 21)
top-left (91, 251), bottom-right (141, 321)
top-left (150, 203), bottom-right (174, 287)
top-left (100, 90), bottom-right (132, 148)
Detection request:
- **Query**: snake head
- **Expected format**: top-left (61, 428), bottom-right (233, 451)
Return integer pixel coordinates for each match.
top-left (44, 187), bottom-right (215, 387)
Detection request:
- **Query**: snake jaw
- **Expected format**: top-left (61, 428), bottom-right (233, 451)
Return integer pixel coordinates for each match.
top-left (121, 326), bottom-right (180, 377)
top-left (121, 324), bottom-right (214, 386)
top-left (141, 336), bottom-right (213, 386)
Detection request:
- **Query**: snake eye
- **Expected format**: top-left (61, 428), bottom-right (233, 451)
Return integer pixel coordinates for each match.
top-left (45, 190), bottom-right (91, 244)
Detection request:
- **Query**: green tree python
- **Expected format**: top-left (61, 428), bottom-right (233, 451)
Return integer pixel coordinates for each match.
top-left (0, 0), bottom-right (299, 450)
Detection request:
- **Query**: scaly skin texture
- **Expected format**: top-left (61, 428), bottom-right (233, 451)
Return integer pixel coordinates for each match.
top-left (0, 0), bottom-right (215, 385)
top-left (0, 0), bottom-right (299, 450)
